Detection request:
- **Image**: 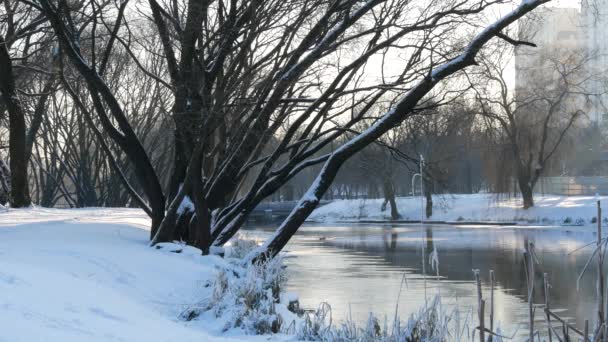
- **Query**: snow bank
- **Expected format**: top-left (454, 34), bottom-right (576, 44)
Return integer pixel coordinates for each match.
top-left (0, 207), bottom-right (289, 342)
top-left (309, 194), bottom-right (608, 225)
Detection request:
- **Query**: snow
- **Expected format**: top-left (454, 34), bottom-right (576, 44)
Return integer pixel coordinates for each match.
top-left (430, 55), bottom-right (466, 80)
top-left (308, 194), bottom-right (608, 225)
top-left (177, 195), bottom-right (195, 215)
top-left (0, 207), bottom-right (289, 342)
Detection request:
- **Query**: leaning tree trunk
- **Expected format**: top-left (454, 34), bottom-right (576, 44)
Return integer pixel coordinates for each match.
top-left (0, 36), bottom-right (31, 208)
top-left (38, 1), bottom-right (167, 234)
top-left (252, 0), bottom-right (547, 261)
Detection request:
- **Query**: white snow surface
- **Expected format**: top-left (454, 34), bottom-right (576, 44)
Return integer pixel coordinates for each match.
top-left (309, 194), bottom-right (608, 224)
top-left (0, 207), bottom-right (288, 342)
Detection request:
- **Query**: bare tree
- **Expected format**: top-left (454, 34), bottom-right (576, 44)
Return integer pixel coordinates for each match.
top-left (403, 101), bottom-right (477, 217)
top-left (472, 42), bottom-right (598, 208)
top-left (256, 0), bottom-right (552, 260)
top-left (1, 0), bottom-right (57, 207)
top-left (26, 0), bottom-right (549, 257)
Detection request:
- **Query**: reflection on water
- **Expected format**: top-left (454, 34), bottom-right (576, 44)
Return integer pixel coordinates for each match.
top-left (245, 223), bottom-right (599, 338)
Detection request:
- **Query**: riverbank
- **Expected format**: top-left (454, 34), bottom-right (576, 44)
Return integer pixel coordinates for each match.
top-left (308, 194), bottom-right (608, 226)
top-left (0, 208), bottom-right (295, 342)
top-left (1, 206), bottom-right (596, 341)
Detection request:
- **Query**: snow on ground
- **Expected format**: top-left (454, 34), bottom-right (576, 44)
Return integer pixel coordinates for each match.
top-left (0, 207), bottom-right (288, 342)
top-left (309, 194), bottom-right (608, 224)
top-left (0, 194), bottom-right (603, 341)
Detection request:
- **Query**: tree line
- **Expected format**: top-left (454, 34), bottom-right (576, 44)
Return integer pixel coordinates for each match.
top-left (1, 0), bottom-right (560, 258)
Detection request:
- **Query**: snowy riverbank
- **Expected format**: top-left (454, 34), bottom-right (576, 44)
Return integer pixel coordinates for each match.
top-left (0, 208), bottom-right (295, 342)
top-left (1, 197), bottom-right (602, 341)
top-left (308, 194), bottom-right (608, 226)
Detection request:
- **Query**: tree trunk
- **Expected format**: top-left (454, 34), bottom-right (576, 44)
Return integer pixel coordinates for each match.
top-left (0, 36), bottom-right (31, 208)
top-left (0, 159), bottom-right (10, 205)
top-left (423, 175), bottom-right (433, 218)
top-left (38, 4), bottom-right (166, 235)
top-left (518, 175), bottom-right (534, 209)
top-left (425, 189), bottom-right (433, 218)
top-left (190, 154), bottom-right (211, 255)
top-left (251, 0), bottom-right (549, 260)
top-left (381, 178), bottom-right (400, 220)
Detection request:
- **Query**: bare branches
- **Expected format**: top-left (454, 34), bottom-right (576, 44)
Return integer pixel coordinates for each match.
top-left (11, 0), bottom-right (552, 256)
top-left (496, 31), bottom-right (537, 47)
top-left (473, 27), bottom-right (597, 207)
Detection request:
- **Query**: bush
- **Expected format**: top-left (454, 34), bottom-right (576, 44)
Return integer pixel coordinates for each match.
top-left (181, 235), bottom-right (296, 335)
top-left (200, 256), bottom-right (289, 334)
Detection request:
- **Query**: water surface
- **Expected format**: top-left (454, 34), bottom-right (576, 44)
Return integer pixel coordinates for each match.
top-left (246, 223), bottom-right (600, 338)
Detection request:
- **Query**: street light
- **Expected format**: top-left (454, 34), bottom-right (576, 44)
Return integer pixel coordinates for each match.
top-left (411, 154), bottom-right (425, 223)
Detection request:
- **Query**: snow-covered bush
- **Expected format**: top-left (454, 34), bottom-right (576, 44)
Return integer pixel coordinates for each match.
top-left (183, 236), bottom-right (294, 335)
top-left (206, 256), bottom-right (288, 334)
top-left (297, 296), bottom-right (472, 342)
top-left (297, 302), bottom-right (334, 340)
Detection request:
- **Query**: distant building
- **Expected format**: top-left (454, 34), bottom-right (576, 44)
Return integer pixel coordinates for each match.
top-left (582, 0), bottom-right (608, 122)
top-left (514, 7), bottom-right (601, 178)
top-left (516, 4), bottom-right (608, 124)
top-left (515, 7), bottom-right (588, 118)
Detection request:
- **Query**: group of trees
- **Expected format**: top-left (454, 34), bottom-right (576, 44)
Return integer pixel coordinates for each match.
top-left (1, 0), bottom-right (554, 258)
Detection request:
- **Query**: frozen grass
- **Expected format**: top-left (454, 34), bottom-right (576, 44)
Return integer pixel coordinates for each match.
top-left (183, 235), bottom-right (296, 335)
top-left (195, 236), bottom-right (496, 341)
top-left (296, 296), bottom-right (477, 342)
top-left (225, 234), bottom-right (261, 259)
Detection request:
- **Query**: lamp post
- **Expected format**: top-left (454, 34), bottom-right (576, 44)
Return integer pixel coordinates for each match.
top-left (412, 154), bottom-right (427, 302)
top-left (411, 154), bottom-right (425, 223)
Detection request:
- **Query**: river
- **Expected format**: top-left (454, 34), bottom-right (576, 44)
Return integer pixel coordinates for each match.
top-left (245, 223), bottom-right (600, 339)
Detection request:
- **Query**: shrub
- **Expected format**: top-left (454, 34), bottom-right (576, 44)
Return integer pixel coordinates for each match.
top-left (201, 256), bottom-right (288, 334)
top-left (182, 235), bottom-right (294, 335)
